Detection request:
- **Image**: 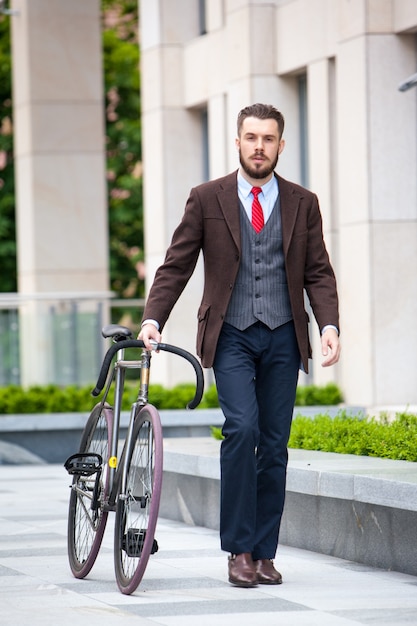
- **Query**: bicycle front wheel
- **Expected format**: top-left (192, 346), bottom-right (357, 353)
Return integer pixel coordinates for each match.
top-left (67, 403), bottom-right (113, 578)
top-left (114, 404), bottom-right (163, 594)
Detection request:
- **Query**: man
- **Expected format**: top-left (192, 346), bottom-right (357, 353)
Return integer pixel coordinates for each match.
top-left (139, 103), bottom-right (340, 587)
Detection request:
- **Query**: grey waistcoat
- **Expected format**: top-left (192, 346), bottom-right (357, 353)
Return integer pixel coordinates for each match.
top-left (224, 197), bottom-right (293, 331)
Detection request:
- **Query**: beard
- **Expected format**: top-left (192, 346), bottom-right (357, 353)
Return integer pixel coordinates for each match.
top-left (239, 149), bottom-right (279, 180)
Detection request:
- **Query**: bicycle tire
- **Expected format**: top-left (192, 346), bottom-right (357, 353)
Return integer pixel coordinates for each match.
top-left (114, 404), bottom-right (163, 594)
top-left (67, 403), bottom-right (113, 578)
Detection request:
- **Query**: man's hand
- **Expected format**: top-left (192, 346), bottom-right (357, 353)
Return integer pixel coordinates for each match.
top-left (321, 328), bottom-right (340, 367)
top-left (138, 323), bottom-right (162, 351)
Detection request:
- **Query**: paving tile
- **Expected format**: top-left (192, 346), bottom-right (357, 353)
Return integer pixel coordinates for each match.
top-left (0, 464), bottom-right (416, 626)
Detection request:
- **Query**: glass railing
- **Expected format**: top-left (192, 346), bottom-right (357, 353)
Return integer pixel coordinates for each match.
top-left (0, 293), bottom-right (144, 387)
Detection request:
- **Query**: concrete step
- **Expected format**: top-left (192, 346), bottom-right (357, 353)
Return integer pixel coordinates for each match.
top-left (2, 407), bottom-right (415, 577)
top-left (161, 437), bottom-right (417, 578)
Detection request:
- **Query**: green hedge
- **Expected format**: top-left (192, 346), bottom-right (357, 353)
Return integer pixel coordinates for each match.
top-left (295, 382), bottom-right (343, 406)
top-left (0, 381), bottom-right (343, 414)
top-left (0, 384), bottom-right (95, 414)
top-left (212, 411), bottom-right (417, 463)
top-left (3, 381), bottom-right (415, 462)
top-left (288, 411), bottom-right (417, 461)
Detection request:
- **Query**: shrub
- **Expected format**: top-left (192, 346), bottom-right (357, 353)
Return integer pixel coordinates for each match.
top-left (288, 411), bottom-right (417, 462)
top-left (206, 382), bottom-right (343, 409)
top-left (212, 410), bottom-right (417, 462)
top-left (1, 381), bottom-right (415, 462)
top-left (0, 381), bottom-right (343, 414)
top-left (295, 382), bottom-right (343, 406)
top-left (154, 383), bottom-right (197, 410)
top-left (200, 384), bottom-right (219, 408)
top-left (211, 425), bottom-right (223, 440)
top-left (0, 384), bottom-right (98, 414)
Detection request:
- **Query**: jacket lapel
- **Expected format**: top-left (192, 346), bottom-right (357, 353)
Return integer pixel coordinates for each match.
top-left (216, 171), bottom-right (241, 251)
top-left (278, 175), bottom-right (302, 255)
top-left (214, 171), bottom-right (302, 255)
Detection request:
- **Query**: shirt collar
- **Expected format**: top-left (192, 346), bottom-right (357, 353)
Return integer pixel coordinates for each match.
top-left (237, 170), bottom-right (278, 199)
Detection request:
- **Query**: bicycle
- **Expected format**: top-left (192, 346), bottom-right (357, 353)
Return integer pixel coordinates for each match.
top-left (64, 324), bottom-right (204, 595)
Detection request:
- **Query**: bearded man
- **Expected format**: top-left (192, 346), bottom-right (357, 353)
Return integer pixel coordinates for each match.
top-left (140, 103), bottom-right (340, 587)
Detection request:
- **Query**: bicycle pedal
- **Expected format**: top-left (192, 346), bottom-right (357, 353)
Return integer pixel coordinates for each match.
top-left (64, 453), bottom-right (103, 477)
top-left (123, 529), bottom-right (159, 557)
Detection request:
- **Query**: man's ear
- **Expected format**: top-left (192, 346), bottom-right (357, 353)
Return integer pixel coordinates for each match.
top-left (278, 139), bottom-right (285, 155)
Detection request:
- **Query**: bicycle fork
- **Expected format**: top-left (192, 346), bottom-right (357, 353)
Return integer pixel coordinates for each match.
top-left (111, 347), bottom-right (152, 503)
top-left (115, 348), bottom-right (159, 557)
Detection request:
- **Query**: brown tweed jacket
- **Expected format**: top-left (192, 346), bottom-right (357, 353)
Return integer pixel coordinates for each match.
top-left (142, 171), bottom-right (339, 372)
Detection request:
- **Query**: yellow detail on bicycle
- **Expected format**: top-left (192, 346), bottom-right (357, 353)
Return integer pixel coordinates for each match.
top-left (109, 456), bottom-right (117, 469)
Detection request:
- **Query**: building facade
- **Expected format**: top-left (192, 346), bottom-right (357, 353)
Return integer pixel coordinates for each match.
top-left (8, 0), bottom-right (417, 407)
top-left (139, 0), bottom-right (417, 407)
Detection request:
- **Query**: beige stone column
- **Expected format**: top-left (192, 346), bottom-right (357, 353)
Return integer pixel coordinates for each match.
top-left (11, 0), bottom-right (109, 385)
top-left (307, 58), bottom-right (340, 388)
top-left (337, 30), bottom-right (417, 406)
top-left (139, 0), bottom-right (204, 386)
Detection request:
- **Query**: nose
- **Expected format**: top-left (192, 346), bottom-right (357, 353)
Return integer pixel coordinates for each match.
top-left (254, 137), bottom-right (264, 151)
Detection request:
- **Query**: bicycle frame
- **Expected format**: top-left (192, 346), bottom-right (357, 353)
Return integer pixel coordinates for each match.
top-left (100, 345), bottom-right (153, 512)
top-left (64, 325), bottom-right (204, 593)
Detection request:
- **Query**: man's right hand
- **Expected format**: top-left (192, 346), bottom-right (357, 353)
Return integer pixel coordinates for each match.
top-left (138, 323), bottom-right (162, 351)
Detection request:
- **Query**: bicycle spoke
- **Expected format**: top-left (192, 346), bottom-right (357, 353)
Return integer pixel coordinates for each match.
top-left (114, 406), bottom-right (163, 594)
top-left (67, 405), bottom-right (112, 578)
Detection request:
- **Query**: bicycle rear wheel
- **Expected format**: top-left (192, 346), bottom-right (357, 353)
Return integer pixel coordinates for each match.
top-left (114, 404), bottom-right (163, 594)
top-left (67, 403), bottom-right (113, 578)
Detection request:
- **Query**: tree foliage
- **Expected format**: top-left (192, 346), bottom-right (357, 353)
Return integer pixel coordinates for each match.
top-left (0, 1), bottom-right (143, 299)
top-left (0, 14), bottom-right (16, 292)
top-left (102, 0), bottom-right (144, 300)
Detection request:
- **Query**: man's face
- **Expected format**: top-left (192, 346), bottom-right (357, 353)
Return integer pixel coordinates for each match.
top-left (236, 116), bottom-right (285, 182)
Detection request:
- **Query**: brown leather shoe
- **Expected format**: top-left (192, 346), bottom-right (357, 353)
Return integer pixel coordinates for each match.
top-left (255, 559), bottom-right (282, 584)
top-left (228, 553), bottom-right (258, 587)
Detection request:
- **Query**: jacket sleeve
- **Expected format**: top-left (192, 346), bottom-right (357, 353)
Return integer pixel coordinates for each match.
top-left (141, 188), bottom-right (204, 331)
top-left (303, 194), bottom-right (339, 331)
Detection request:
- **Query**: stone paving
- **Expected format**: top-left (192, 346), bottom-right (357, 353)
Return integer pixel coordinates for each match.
top-left (1, 463), bottom-right (417, 625)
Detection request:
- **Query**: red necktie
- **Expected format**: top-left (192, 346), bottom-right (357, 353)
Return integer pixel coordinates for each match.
top-left (251, 186), bottom-right (264, 233)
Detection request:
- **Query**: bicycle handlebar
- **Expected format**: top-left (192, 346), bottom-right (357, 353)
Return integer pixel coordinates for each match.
top-left (91, 339), bottom-right (204, 409)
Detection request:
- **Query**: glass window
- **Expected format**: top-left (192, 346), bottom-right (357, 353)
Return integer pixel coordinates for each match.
top-left (298, 73), bottom-right (309, 188)
top-left (199, 0), bottom-right (207, 35)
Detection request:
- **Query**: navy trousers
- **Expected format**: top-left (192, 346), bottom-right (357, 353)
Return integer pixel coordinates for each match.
top-left (213, 320), bottom-right (300, 560)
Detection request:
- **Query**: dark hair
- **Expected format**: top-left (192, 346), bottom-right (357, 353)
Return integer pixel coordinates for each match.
top-left (237, 103), bottom-right (285, 139)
